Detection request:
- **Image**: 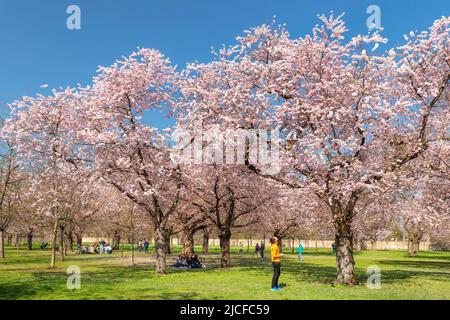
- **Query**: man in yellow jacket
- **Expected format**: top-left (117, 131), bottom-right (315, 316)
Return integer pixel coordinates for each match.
top-left (270, 236), bottom-right (284, 291)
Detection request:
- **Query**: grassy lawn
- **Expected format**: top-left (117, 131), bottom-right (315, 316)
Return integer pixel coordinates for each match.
top-left (0, 244), bottom-right (449, 300)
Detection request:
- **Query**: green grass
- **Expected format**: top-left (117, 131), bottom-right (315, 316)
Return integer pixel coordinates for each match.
top-left (0, 244), bottom-right (449, 300)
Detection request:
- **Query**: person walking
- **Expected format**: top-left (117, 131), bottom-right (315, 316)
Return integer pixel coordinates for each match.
top-left (144, 240), bottom-right (149, 253)
top-left (138, 240), bottom-right (143, 253)
top-left (255, 243), bottom-right (260, 258)
top-left (238, 242), bottom-right (243, 254)
top-left (270, 236), bottom-right (284, 291)
top-left (260, 241), bottom-right (265, 258)
top-left (297, 243), bottom-right (304, 262)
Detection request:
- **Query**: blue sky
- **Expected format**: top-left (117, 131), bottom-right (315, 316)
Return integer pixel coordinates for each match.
top-left (0, 0), bottom-right (449, 127)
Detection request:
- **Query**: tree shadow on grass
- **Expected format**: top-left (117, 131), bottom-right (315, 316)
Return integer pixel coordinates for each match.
top-left (0, 283), bottom-right (39, 300)
top-left (376, 259), bottom-right (450, 272)
top-left (409, 251), bottom-right (450, 261)
top-left (357, 268), bottom-right (450, 285)
top-left (155, 292), bottom-right (222, 300)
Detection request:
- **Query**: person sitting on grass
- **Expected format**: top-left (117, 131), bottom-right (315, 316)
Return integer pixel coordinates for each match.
top-left (78, 245), bottom-right (88, 254)
top-left (104, 244), bottom-right (113, 254)
top-left (270, 236), bottom-right (284, 291)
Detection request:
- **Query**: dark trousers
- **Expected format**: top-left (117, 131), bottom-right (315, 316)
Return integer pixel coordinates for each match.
top-left (272, 262), bottom-right (281, 288)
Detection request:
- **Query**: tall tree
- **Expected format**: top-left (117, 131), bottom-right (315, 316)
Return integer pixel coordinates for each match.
top-left (180, 16), bottom-right (449, 284)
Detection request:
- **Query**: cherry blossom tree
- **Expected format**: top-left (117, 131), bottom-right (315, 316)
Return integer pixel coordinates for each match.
top-left (174, 199), bottom-right (209, 257)
top-left (184, 165), bottom-right (272, 267)
top-left (79, 48), bottom-right (181, 274)
top-left (0, 140), bottom-right (21, 258)
top-left (179, 15), bottom-right (449, 284)
top-left (2, 87), bottom-right (95, 267)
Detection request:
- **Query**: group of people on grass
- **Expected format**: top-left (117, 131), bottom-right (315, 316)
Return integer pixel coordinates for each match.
top-left (172, 254), bottom-right (204, 269)
top-left (79, 240), bottom-right (113, 255)
top-left (254, 242), bottom-right (266, 258)
top-left (237, 241), bottom-right (266, 258)
top-left (137, 240), bottom-right (150, 253)
top-left (69, 234), bottom-right (308, 292)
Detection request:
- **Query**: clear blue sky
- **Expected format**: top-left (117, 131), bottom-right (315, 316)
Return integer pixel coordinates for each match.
top-left (1, 0), bottom-right (449, 127)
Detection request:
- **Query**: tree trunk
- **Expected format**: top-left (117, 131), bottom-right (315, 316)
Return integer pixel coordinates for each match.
top-left (202, 229), bottom-right (209, 254)
top-left (15, 233), bottom-right (20, 252)
top-left (50, 221), bottom-right (58, 269)
top-left (59, 225), bottom-right (65, 261)
top-left (182, 230), bottom-right (195, 257)
top-left (130, 212), bottom-right (135, 266)
top-left (408, 235), bottom-right (420, 256)
top-left (27, 229), bottom-right (33, 251)
top-left (75, 233), bottom-right (83, 247)
top-left (163, 232), bottom-right (171, 255)
top-left (219, 228), bottom-right (232, 267)
top-left (0, 229), bottom-right (5, 259)
top-left (66, 231), bottom-right (74, 253)
top-left (155, 228), bottom-right (168, 274)
top-left (113, 230), bottom-right (121, 250)
top-left (335, 217), bottom-right (357, 285)
top-left (130, 236), bottom-right (135, 266)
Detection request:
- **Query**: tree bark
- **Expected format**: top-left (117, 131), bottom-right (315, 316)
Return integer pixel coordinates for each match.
top-left (181, 229), bottom-right (195, 257)
top-left (130, 211), bottom-right (135, 266)
top-left (75, 233), bottom-right (83, 247)
top-left (130, 234), bottom-right (135, 266)
top-left (202, 229), bottom-right (209, 254)
top-left (0, 229), bottom-right (5, 259)
top-left (15, 233), bottom-right (20, 252)
top-left (59, 225), bottom-right (65, 261)
top-left (163, 232), bottom-right (171, 255)
top-left (6, 233), bottom-right (12, 246)
top-left (27, 228), bottom-right (33, 251)
top-left (113, 230), bottom-right (121, 250)
top-left (408, 235), bottom-right (420, 256)
top-left (155, 228), bottom-right (168, 274)
top-left (50, 220), bottom-right (58, 269)
top-left (219, 228), bottom-right (232, 267)
top-left (66, 231), bottom-right (74, 253)
top-left (335, 217), bottom-right (357, 285)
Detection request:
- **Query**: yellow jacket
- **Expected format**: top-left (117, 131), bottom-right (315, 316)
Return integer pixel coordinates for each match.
top-left (271, 243), bottom-right (282, 262)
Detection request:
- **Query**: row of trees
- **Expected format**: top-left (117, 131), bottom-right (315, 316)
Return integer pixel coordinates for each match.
top-left (0, 15), bottom-right (448, 285)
